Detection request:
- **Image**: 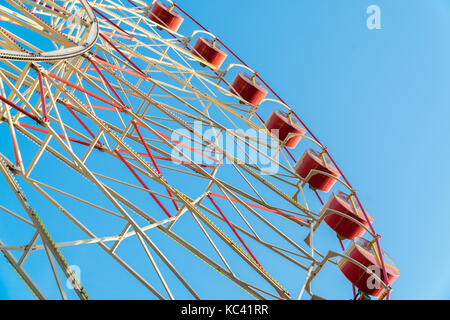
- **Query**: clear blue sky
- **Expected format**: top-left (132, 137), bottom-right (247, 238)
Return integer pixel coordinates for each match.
top-left (1, 0), bottom-right (449, 300)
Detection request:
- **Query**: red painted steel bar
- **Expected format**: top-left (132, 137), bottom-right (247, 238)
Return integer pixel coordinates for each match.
top-left (100, 30), bottom-right (134, 40)
top-left (207, 194), bottom-right (286, 299)
top-left (89, 58), bottom-right (130, 110)
top-left (29, 0), bottom-right (61, 13)
top-left (207, 194), bottom-right (262, 267)
top-left (314, 189), bottom-right (324, 206)
top-left (132, 121), bottom-right (180, 211)
top-left (19, 122), bottom-right (103, 150)
top-left (46, 72), bottom-right (124, 111)
top-left (99, 33), bottom-right (148, 77)
top-left (115, 150), bottom-right (172, 218)
top-left (116, 149), bottom-right (215, 169)
top-left (136, 122), bottom-right (219, 164)
top-left (37, 71), bottom-right (48, 122)
top-left (92, 7), bottom-right (133, 38)
top-left (0, 95), bottom-right (43, 124)
top-left (127, 0), bottom-right (139, 8)
top-left (90, 59), bottom-right (148, 80)
top-left (209, 192), bottom-right (309, 223)
top-left (63, 103), bottom-right (97, 139)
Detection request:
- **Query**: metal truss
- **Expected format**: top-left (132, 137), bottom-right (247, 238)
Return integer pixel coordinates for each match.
top-left (0, 0), bottom-right (392, 300)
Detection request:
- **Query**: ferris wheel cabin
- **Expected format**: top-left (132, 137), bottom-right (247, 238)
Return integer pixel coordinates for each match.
top-left (338, 237), bottom-right (400, 298)
top-left (148, 1), bottom-right (184, 32)
top-left (322, 191), bottom-right (374, 240)
top-left (265, 109), bottom-right (306, 148)
top-left (230, 72), bottom-right (268, 105)
top-left (294, 148), bottom-right (341, 192)
top-left (191, 37), bottom-right (228, 69)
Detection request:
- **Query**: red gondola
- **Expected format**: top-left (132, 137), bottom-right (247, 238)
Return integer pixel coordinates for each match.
top-left (148, 1), bottom-right (184, 32)
top-left (191, 37), bottom-right (228, 69)
top-left (265, 109), bottom-right (306, 148)
top-left (338, 237), bottom-right (400, 298)
top-left (294, 148), bottom-right (341, 192)
top-left (323, 191), bottom-right (374, 240)
top-left (230, 72), bottom-right (268, 105)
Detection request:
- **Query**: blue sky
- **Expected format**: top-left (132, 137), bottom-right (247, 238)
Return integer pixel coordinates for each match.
top-left (0, 0), bottom-right (449, 300)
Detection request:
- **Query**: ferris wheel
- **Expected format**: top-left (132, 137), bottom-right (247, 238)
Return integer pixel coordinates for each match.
top-left (0, 0), bottom-right (400, 300)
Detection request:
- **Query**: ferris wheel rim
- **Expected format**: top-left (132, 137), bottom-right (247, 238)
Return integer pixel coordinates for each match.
top-left (0, 0), bottom-right (99, 62)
